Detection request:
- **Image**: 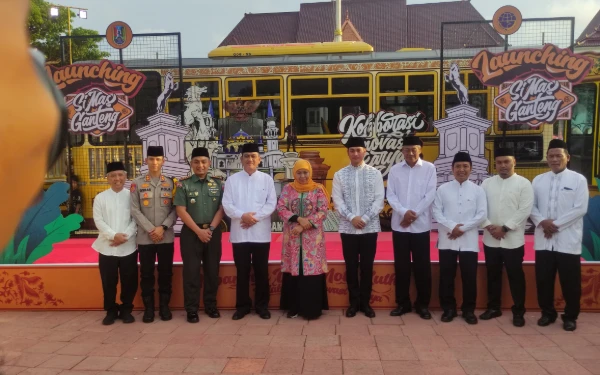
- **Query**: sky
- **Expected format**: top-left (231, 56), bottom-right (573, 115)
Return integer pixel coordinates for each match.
top-left (59, 0), bottom-right (600, 58)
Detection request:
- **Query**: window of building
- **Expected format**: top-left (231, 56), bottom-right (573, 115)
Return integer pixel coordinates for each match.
top-left (377, 73), bottom-right (436, 133)
top-left (289, 74), bottom-right (372, 136)
top-left (494, 136), bottom-right (543, 162)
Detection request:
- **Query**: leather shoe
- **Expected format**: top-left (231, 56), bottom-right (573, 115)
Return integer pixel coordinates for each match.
top-left (232, 310), bottom-right (249, 320)
top-left (119, 310), bottom-right (135, 324)
top-left (479, 309), bottom-right (502, 320)
top-left (513, 315), bottom-right (525, 327)
top-left (345, 307), bottom-right (357, 318)
top-left (563, 319), bottom-right (577, 331)
top-left (441, 309), bottom-right (458, 322)
top-left (102, 310), bottom-right (118, 326)
top-left (187, 312), bottom-right (199, 323)
top-left (416, 307), bottom-right (432, 320)
top-left (361, 305), bottom-right (376, 318)
top-left (390, 306), bottom-right (411, 317)
top-left (287, 310), bottom-right (299, 319)
top-left (257, 309), bottom-right (271, 319)
top-left (537, 315), bottom-right (557, 327)
top-left (205, 307), bottom-right (221, 319)
top-left (462, 311), bottom-right (478, 325)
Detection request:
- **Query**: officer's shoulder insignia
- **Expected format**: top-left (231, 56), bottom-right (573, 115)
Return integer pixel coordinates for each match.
top-left (176, 182), bottom-right (183, 188)
top-left (145, 175), bottom-right (151, 181)
top-left (130, 183), bottom-right (137, 193)
top-left (160, 175), bottom-right (166, 182)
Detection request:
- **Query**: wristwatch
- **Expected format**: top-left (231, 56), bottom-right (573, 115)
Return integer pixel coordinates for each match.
top-left (161, 225), bottom-right (168, 231)
top-left (502, 225), bottom-right (510, 233)
top-left (209, 226), bottom-right (215, 232)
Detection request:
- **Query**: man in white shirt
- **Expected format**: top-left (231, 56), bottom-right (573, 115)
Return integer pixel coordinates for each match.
top-left (531, 139), bottom-right (588, 331)
top-left (480, 148), bottom-right (534, 327)
top-left (92, 161), bottom-right (138, 326)
top-left (432, 152), bottom-right (487, 324)
top-left (387, 135), bottom-right (437, 320)
top-left (332, 137), bottom-right (385, 318)
top-left (222, 143), bottom-right (277, 320)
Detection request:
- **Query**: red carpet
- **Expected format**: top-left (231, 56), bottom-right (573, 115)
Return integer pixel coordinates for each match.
top-left (36, 232), bottom-right (537, 264)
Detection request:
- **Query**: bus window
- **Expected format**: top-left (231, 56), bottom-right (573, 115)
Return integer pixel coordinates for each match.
top-left (569, 83), bottom-right (598, 184)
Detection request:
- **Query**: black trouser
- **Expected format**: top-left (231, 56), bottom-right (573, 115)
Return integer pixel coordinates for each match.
top-left (232, 242), bottom-right (270, 312)
top-left (535, 250), bottom-right (581, 321)
top-left (393, 231), bottom-right (431, 309)
top-left (439, 250), bottom-right (478, 313)
top-left (98, 251), bottom-right (138, 312)
top-left (483, 245), bottom-right (526, 316)
top-left (180, 225), bottom-right (222, 312)
top-left (138, 242), bottom-right (174, 298)
top-left (340, 233), bottom-right (378, 309)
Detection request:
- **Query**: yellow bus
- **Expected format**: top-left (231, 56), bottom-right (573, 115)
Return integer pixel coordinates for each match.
top-left (46, 43), bottom-right (600, 231)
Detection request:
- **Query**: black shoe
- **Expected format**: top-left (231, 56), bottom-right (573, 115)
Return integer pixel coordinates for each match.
top-left (462, 311), bottom-right (478, 325)
top-left (257, 309), bottom-right (271, 320)
top-left (232, 310), bottom-right (249, 320)
top-left (187, 312), bottom-right (199, 323)
top-left (537, 315), bottom-right (557, 327)
top-left (390, 306), bottom-right (411, 317)
top-left (415, 307), bottom-right (432, 320)
top-left (119, 310), bottom-right (135, 324)
top-left (287, 310), bottom-right (299, 319)
top-left (142, 296), bottom-right (155, 323)
top-left (441, 309), bottom-right (458, 323)
top-left (345, 307), bottom-right (357, 318)
top-left (563, 319), bottom-right (577, 331)
top-left (361, 305), bottom-right (376, 318)
top-left (102, 309), bottom-right (119, 326)
top-left (513, 315), bottom-right (525, 327)
top-left (479, 309), bottom-right (502, 320)
top-left (158, 294), bottom-right (172, 321)
top-left (205, 307), bottom-right (221, 319)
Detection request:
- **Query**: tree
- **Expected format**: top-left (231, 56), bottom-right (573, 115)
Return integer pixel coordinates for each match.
top-left (28, 0), bottom-right (109, 64)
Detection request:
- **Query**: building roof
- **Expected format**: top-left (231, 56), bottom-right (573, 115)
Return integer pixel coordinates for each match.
top-left (219, 0), bottom-right (501, 52)
top-left (577, 9), bottom-right (600, 47)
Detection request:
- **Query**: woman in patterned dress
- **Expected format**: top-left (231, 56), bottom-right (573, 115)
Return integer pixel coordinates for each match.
top-left (277, 159), bottom-right (329, 319)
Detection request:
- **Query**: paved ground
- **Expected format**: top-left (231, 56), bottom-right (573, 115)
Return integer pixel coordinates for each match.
top-left (2, 309), bottom-right (600, 374)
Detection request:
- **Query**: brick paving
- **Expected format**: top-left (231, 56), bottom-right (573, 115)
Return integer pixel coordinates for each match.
top-left (1, 309), bottom-right (600, 374)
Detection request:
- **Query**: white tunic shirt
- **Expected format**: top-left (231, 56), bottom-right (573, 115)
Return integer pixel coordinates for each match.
top-left (530, 168), bottom-right (589, 254)
top-left (332, 162), bottom-right (385, 234)
top-left (386, 159), bottom-right (437, 233)
top-left (432, 179), bottom-right (487, 252)
top-left (222, 169), bottom-right (277, 243)
top-left (92, 188), bottom-right (137, 257)
top-left (481, 174), bottom-right (534, 249)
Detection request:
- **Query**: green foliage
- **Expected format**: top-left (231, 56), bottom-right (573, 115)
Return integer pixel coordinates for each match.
top-left (28, 0), bottom-right (109, 63)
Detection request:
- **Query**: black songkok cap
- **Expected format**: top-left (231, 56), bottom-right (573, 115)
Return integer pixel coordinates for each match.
top-left (403, 135), bottom-right (423, 147)
top-left (191, 147), bottom-right (210, 159)
top-left (106, 161), bottom-right (126, 175)
top-left (344, 137), bottom-right (366, 149)
top-left (452, 151), bottom-right (472, 165)
top-left (548, 139), bottom-right (568, 150)
top-left (147, 146), bottom-right (164, 157)
top-left (495, 148), bottom-right (515, 157)
top-left (241, 143), bottom-right (260, 154)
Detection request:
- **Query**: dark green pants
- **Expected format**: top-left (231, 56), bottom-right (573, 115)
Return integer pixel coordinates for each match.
top-left (180, 225), bottom-right (222, 312)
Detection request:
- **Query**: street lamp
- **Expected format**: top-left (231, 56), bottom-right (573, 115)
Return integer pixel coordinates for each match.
top-left (49, 4), bottom-right (88, 65)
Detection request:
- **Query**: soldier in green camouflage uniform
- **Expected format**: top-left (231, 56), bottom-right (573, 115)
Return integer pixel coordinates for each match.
top-left (174, 147), bottom-right (225, 323)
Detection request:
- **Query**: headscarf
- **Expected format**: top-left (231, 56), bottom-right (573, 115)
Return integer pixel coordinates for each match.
top-left (290, 159), bottom-right (331, 206)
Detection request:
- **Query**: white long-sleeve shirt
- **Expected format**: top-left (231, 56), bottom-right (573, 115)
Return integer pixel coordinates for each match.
top-left (530, 168), bottom-right (589, 254)
top-left (92, 188), bottom-right (137, 256)
top-left (386, 159), bottom-right (437, 233)
top-left (432, 179), bottom-right (487, 252)
top-left (332, 162), bottom-right (385, 234)
top-left (222, 169), bottom-right (277, 243)
top-left (481, 174), bottom-right (534, 249)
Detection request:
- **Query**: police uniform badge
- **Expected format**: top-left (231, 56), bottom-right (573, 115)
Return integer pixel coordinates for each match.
top-left (130, 183), bottom-right (136, 193)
